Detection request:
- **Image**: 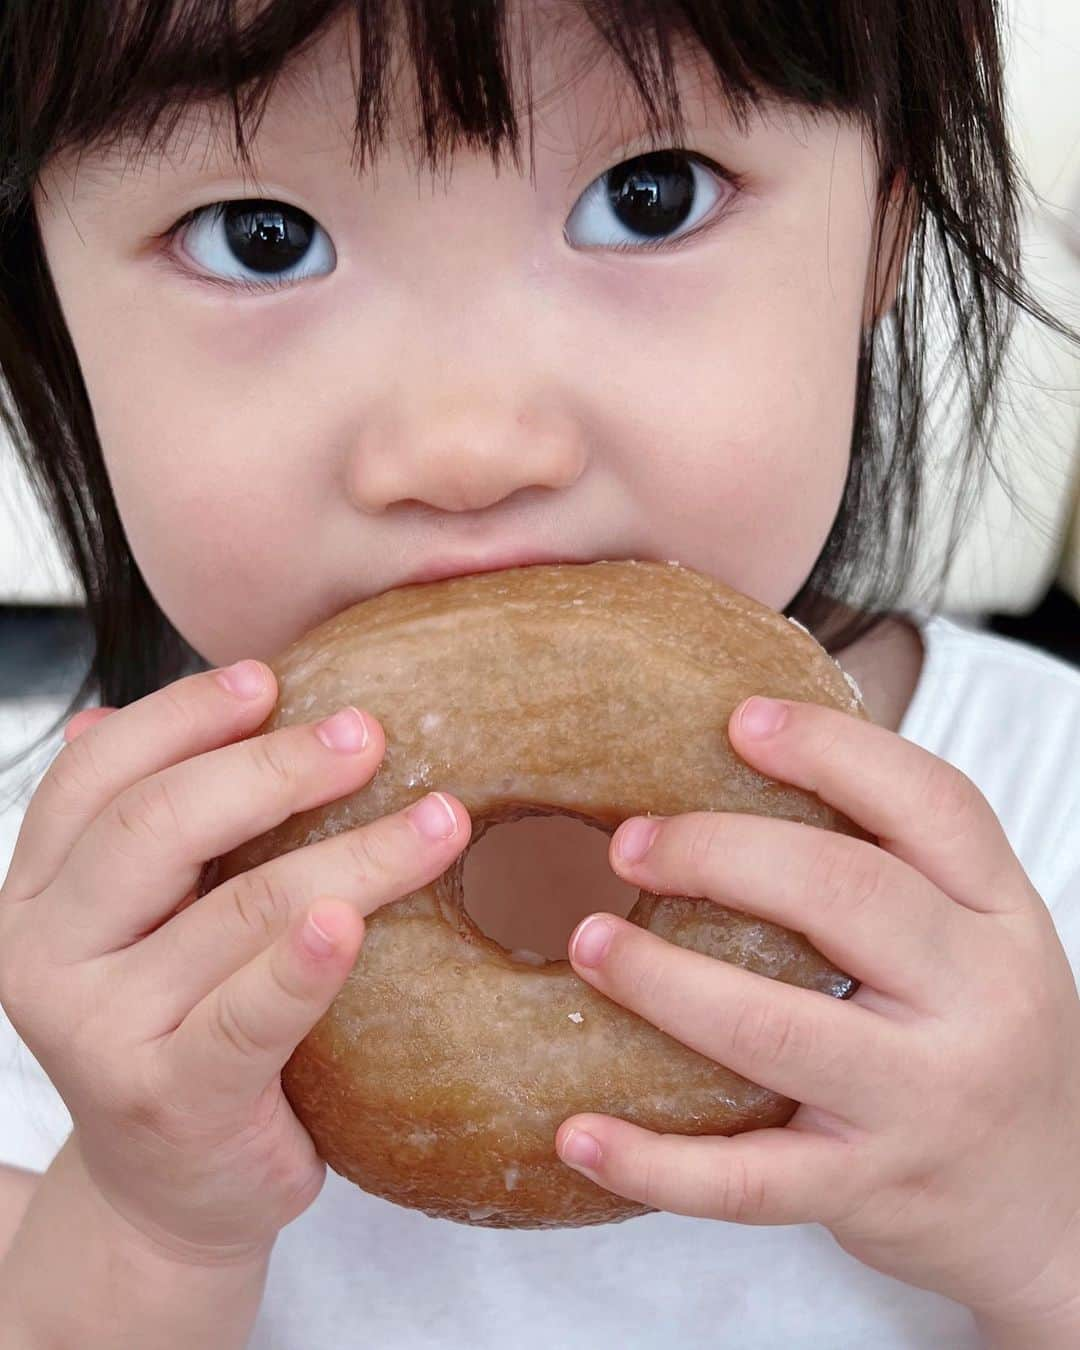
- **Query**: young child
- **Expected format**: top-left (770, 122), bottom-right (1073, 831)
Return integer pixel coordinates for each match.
top-left (1, 1), bottom-right (1079, 1346)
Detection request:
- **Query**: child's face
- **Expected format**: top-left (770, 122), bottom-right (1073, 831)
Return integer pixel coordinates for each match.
top-left (34, 11), bottom-right (898, 667)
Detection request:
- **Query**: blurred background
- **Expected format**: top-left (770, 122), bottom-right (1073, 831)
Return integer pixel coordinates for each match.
top-left (0, 0), bottom-right (1078, 838)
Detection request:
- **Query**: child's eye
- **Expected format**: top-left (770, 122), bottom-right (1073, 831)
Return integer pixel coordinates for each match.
top-left (164, 150), bottom-right (734, 295)
top-left (564, 149), bottom-right (737, 254)
top-left (170, 199), bottom-right (336, 293)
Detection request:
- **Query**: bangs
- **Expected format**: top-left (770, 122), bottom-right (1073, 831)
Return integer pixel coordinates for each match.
top-left (2, 0), bottom-right (900, 199)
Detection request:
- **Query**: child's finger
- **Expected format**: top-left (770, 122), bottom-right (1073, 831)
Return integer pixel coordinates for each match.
top-left (42, 701), bottom-right (389, 964)
top-left (3, 662), bottom-right (277, 905)
top-left (159, 897), bottom-right (365, 1110)
top-left (554, 1112), bottom-right (859, 1228)
top-left (566, 909), bottom-right (896, 1124)
top-left (122, 791), bottom-right (469, 1036)
top-left (64, 707), bottom-right (118, 741)
top-left (608, 810), bottom-right (962, 1016)
top-left (726, 698), bottom-right (1027, 916)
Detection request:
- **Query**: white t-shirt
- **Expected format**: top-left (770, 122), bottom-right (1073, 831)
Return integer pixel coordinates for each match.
top-left (2, 611), bottom-right (1078, 1349)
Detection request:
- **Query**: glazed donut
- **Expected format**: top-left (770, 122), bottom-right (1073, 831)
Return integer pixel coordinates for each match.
top-left (205, 560), bottom-right (872, 1229)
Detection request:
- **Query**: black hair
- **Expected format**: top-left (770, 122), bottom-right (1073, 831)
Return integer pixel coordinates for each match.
top-left (1, 0), bottom-right (1077, 790)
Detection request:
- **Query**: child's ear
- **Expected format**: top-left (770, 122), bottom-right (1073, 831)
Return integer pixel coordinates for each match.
top-left (862, 168), bottom-right (916, 329)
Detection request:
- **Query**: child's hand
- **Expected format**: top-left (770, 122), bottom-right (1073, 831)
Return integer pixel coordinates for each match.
top-left (0, 662), bottom-right (470, 1264)
top-left (555, 697), bottom-right (1080, 1329)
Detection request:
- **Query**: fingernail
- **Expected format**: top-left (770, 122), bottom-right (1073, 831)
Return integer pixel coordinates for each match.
top-left (408, 792), bottom-right (458, 841)
top-left (560, 1128), bottom-right (601, 1170)
top-left (315, 706), bottom-right (370, 752)
top-left (615, 816), bottom-right (660, 864)
top-left (571, 915), bottom-right (614, 967)
top-left (217, 660), bottom-right (267, 700)
top-left (738, 696), bottom-right (788, 739)
top-left (301, 901), bottom-right (348, 958)
top-left (64, 707), bottom-right (116, 741)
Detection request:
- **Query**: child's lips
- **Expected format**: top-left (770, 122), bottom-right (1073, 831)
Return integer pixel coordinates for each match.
top-left (398, 548), bottom-right (608, 589)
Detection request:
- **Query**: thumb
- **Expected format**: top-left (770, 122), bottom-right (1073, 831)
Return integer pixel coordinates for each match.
top-left (167, 899), bottom-right (365, 1107)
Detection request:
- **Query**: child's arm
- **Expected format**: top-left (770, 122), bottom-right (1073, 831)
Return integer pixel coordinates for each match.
top-left (0, 1164), bottom-right (37, 1259)
top-left (976, 1318), bottom-right (1080, 1350)
top-left (0, 1133), bottom-right (272, 1349)
top-left (972, 1268), bottom-right (1080, 1350)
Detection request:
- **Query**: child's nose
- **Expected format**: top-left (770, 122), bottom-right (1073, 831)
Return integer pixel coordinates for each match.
top-left (345, 397), bottom-right (587, 516)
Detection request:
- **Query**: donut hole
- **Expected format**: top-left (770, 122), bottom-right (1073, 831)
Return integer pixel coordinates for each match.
top-left (461, 812), bottom-right (641, 963)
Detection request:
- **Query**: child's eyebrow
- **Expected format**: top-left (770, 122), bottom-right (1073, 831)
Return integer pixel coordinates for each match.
top-left (62, 50), bottom-right (765, 204)
top-left (60, 118), bottom-right (298, 212)
top-left (72, 108), bottom-right (269, 183)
